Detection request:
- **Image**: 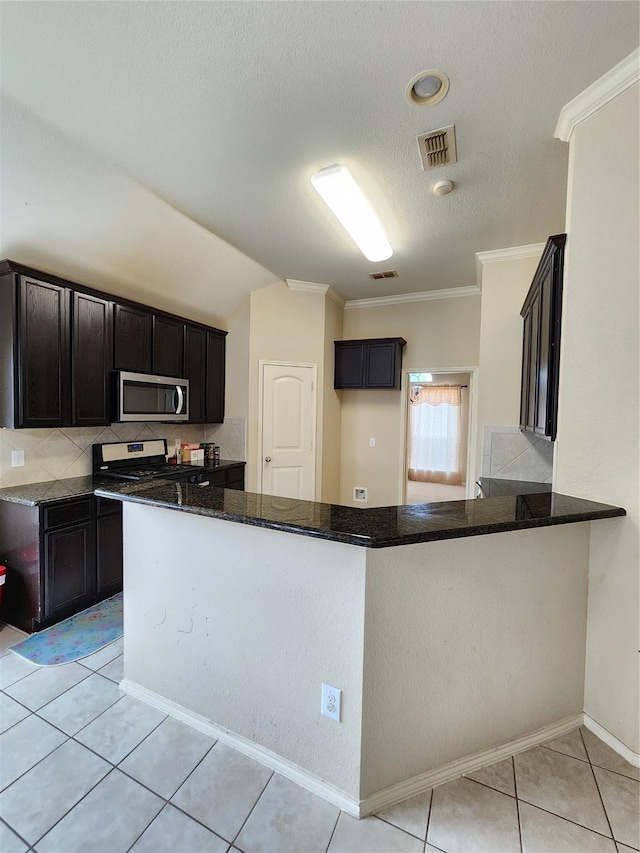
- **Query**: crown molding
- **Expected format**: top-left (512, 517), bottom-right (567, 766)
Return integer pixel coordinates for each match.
top-left (555, 48), bottom-right (640, 143)
top-left (285, 279), bottom-right (346, 308)
top-left (344, 285), bottom-right (480, 310)
top-left (475, 243), bottom-right (546, 266)
top-left (475, 243), bottom-right (545, 288)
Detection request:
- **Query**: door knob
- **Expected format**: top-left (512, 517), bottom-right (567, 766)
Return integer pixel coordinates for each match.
top-left (265, 457), bottom-right (271, 463)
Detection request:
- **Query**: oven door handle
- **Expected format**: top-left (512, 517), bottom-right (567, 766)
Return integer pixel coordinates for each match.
top-left (174, 385), bottom-right (184, 415)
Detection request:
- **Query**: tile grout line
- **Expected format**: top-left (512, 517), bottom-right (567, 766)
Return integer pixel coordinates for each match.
top-left (540, 742), bottom-right (638, 783)
top-left (579, 727), bottom-right (618, 844)
top-left (28, 764), bottom-right (119, 851)
top-left (323, 811), bottom-right (341, 853)
top-left (512, 755), bottom-right (524, 853)
top-left (424, 785), bottom-right (434, 848)
top-left (228, 768), bottom-right (275, 849)
top-left (0, 814), bottom-right (31, 850)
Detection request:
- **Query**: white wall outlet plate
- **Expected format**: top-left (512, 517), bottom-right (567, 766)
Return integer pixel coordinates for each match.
top-left (353, 487), bottom-right (368, 502)
top-left (11, 450), bottom-right (25, 468)
top-left (369, 437), bottom-right (376, 447)
top-left (321, 683), bottom-right (341, 722)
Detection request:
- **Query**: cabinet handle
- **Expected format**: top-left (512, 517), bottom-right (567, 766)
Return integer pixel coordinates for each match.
top-left (264, 457), bottom-right (271, 463)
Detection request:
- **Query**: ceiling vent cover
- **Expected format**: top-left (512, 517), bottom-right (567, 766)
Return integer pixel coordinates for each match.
top-left (368, 269), bottom-right (398, 280)
top-left (417, 124), bottom-right (457, 170)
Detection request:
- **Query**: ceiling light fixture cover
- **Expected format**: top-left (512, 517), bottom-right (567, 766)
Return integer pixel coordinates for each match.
top-left (311, 165), bottom-right (393, 262)
top-left (406, 70), bottom-right (450, 106)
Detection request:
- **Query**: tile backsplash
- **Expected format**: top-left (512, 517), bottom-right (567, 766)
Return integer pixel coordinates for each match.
top-left (0, 418), bottom-right (247, 488)
top-left (204, 418), bottom-right (246, 462)
top-left (482, 425), bottom-right (553, 483)
top-left (0, 422), bottom-right (206, 488)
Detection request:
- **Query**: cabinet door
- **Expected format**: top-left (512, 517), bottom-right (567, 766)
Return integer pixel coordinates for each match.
top-left (535, 270), bottom-right (552, 436)
top-left (519, 309), bottom-right (532, 430)
top-left (72, 292), bottom-right (113, 426)
top-left (525, 290), bottom-right (540, 432)
top-left (365, 340), bottom-right (401, 388)
top-left (44, 521), bottom-right (96, 620)
top-left (334, 342), bottom-right (365, 388)
top-left (96, 509), bottom-right (123, 598)
top-left (184, 326), bottom-right (206, 422)
top-left (205, 332), bottom-right (225, 423)
top-left (153, 315), bottom-right (184, 378)
top-left (18, 276), bottom-right (70, 427)
top-left (114, 304), bottom-right (152, 373)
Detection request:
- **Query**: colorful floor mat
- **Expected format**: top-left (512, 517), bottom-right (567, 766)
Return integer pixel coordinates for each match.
top-left (10, 592), bottom-right (123, 666)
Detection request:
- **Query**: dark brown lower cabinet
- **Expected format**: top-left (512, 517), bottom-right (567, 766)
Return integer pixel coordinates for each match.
top-left (44, 518), bottom-right (96, 621)
top-left (0, 495), bottom-right (122, 633)
top-left (96, 498), bottom-right (123, 598)
top-left (205, 463), bottom-right (245, 490)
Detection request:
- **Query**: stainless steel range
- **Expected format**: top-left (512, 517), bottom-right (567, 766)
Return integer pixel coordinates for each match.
top-left (92, 439), bottom-right (209, 484)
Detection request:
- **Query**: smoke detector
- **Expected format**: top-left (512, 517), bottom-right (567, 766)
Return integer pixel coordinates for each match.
top-left (433, 180), bottom-right (454, 196)
top-left (417, 125), bottom-right (457, 170)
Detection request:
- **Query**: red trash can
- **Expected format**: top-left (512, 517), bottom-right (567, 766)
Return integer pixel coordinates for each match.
top-left (0, 566), bottom-right (5, 615)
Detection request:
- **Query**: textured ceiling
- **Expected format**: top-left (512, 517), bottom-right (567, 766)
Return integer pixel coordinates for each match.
top-left (1, 1), bottom-right (638, 301)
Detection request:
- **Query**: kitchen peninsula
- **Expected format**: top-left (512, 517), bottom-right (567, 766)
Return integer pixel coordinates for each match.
top-left (94, 478), bottom-right (624, 816)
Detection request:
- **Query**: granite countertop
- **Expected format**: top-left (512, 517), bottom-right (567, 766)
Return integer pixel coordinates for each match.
top-left (478, 478), bottom-right (552, 497)
top-left (0, 460), bottom-right (246, 506)
top-left (94, 480), bottom-right (625, 548)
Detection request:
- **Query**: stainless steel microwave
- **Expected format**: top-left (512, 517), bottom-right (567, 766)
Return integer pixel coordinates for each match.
top-left (114, 371), bottom-right (189, 422)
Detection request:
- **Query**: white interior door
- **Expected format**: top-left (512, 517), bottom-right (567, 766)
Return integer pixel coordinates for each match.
top-left (260, 363), bottom-right (316, 500)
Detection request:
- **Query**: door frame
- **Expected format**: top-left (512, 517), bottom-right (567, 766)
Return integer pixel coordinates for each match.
top-left (257, 360), bottom-right (318, 498)
top-left (397, 366), bottom-right (479, 504)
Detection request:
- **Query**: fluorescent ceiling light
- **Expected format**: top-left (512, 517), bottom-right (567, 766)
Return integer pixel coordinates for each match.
top-left (311, 165), bottom-right (393, 262)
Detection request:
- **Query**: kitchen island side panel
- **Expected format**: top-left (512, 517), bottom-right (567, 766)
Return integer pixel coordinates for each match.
top-left (360, 523), bottom-right (591, 798)
top-left (122, 502), bottom-right (367, 800)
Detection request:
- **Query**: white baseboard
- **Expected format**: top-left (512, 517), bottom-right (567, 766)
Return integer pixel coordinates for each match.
top-left (119, 679), bottom-right (360, 817)
top-left (361, 714), bottom-right (584, 816)
top-left (583, 713), bottom-right (640, 768)
top-left (121, 684), bottom-right (640, 817)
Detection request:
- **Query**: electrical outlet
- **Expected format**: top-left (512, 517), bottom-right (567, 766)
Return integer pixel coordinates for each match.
top-left (369, 437), bottom-right (376, 447)
top-left (353, 487), bottom-right (368, 502)
top-left (321, 683), bottom-right (341, 722)
top-left (11, 450), bottom-right (25, 468)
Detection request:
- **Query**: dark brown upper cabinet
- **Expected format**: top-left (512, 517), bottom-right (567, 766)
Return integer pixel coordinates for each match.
top-left (205, 331), bottom-right (226, 423)
top-left (184, 325), bottom-right (206, 422)
top-left (0, 259), bottom-right (227, 428)
top-left (334, 338), bottom-right (407, 390)
top-left (72, 292), bottom-right (113, 426)
top-left (0, 275), bottom-right (72, 429)
top-left (152, 315), bottom-right (184, 378)
top-left (114, 304), bottom-right (152, 373)
top-left (520, 234), bottom-right (566, 441)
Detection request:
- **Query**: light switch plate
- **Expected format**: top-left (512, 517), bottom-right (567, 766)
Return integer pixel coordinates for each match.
top-left (11, 450), bottom-right (25, 468)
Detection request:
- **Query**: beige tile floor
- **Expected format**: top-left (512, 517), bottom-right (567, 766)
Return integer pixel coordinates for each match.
top-left (0, 623), bottom-right (638, 853)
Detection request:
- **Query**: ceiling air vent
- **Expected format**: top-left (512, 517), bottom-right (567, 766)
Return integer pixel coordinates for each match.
top-left (417, 124), bottom-right (457, 170)
top-left (368, 269), bottom-right (398, 280)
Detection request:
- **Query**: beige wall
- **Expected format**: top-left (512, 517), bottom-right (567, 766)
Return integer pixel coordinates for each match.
top-left (555, 83), bottom-right (639, 753)
top-left (321, 297), bottom-right (344, 503)
top-left (339, 297), bottom-right (480, 506)
top-left (362, 523), bottom-right (590, 798)
top-left (246, 282), bottom-right (328, 497)
top-left (1, 96), bottom-right (279, 328)
top-left (475, 252), bottom-right (542, 481)
top-left (224, 297), bottom-right (251, 421)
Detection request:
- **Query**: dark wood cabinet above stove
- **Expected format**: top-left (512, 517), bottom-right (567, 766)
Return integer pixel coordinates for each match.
top-left (0, 259), bottom-right (227, 428)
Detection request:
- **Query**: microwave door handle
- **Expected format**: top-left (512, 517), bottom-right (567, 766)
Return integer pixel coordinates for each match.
top-left (175, 385), bottom-right (184, 415)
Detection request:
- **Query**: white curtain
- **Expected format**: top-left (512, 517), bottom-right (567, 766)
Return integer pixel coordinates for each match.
top-left (408, 385), bottom-right (464, 485)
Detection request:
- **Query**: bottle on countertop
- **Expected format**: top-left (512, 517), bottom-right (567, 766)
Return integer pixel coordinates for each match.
top-left (213, 445), bottom-right (220, 465)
